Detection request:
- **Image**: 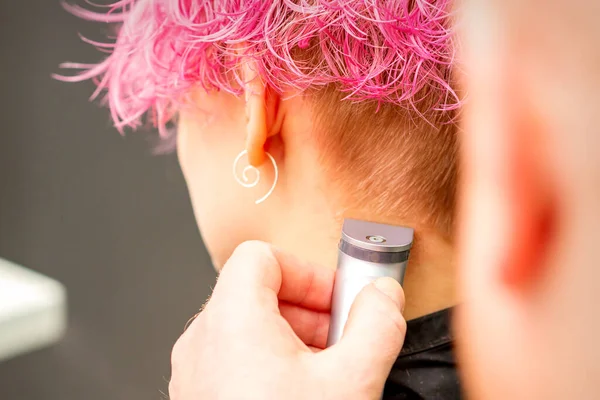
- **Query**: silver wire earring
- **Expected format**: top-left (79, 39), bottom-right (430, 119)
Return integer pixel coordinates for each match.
top-left (233, 150), bottom-right (278, 204)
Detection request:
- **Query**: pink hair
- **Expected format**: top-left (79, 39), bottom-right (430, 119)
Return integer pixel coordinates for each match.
top-left (55, 0), bottom-right (459, 138)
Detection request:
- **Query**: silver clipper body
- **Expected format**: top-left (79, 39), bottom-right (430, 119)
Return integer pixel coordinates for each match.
top-left (326, 219), bottom-right (414, 347)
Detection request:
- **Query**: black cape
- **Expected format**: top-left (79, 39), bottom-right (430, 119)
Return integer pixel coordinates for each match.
top-left (383, 308), bottom-right (462, 399)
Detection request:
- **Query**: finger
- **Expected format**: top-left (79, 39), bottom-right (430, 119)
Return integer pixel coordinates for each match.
top-left (330, 278), bottom-right (406, 387)
top-left (273, 248), bottom-right (334, 311)
top-left (279, 301), bottom-right (330, 349)
top-left (214, 241), bottom-right (335, 313)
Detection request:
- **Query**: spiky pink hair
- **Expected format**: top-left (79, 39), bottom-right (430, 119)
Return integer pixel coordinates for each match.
top-left (56, 0), bottom-right (459, 138)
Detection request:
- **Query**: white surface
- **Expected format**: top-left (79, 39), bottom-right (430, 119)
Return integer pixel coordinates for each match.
top-left (0, 258), bottom-right (66, 362)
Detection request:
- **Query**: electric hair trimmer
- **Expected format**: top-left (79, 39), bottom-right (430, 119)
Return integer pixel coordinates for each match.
top-left (326, 219), bottom-right (414, 347)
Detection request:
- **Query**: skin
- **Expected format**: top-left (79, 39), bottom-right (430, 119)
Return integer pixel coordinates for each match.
top-left (169, 241), bottom-right (406, 400)
top-left (171, 1), bottom-right (600, 398)
top-left (456, 0), bottom-right (600, 398)
top-left (177, 59), bottom-right (457, 321)
top-left (169, 53), bottom-right (457, 399)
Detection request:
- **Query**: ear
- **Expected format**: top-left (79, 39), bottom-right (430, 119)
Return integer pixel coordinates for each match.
top-left (501, 89), bottom-right (558, 290)
top-left (241, 57), bottom-right (283, 167)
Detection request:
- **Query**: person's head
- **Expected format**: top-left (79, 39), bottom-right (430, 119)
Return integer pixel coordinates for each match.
top-left (59, 1), bottom-right (460, 269)
top-left (457, 0), bottom-right (600, 398)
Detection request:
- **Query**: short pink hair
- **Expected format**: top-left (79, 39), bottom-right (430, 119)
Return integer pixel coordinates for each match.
top-left (56, 0), bottom-right (459, 137)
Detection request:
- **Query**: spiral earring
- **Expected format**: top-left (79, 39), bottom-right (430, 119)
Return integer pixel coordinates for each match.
top-left (233, 150), bottom-right (278, 204)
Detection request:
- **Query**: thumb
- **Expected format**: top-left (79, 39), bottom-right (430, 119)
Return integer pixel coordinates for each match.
top-left (332, 277), bottom-right (406, 389)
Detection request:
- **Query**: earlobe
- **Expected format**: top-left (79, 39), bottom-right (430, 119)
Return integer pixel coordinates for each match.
top-left (245, 97), bottom-right (268, 167)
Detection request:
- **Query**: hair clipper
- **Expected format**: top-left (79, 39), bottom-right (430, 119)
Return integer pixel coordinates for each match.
top-left (326, 219), bottom-right (414, 347)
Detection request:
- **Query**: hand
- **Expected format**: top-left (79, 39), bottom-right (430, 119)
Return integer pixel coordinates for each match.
top-left (169, 241), bottom-right (407, 400)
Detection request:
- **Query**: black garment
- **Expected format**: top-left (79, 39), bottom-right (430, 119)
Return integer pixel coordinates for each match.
top-left (383, 308), bottom-right (462, 399)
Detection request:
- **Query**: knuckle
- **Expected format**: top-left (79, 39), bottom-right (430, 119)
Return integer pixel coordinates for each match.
top-left (168, 379), bottom-right (180, 400)
top-left (372, 288), bottom-right (407, 337)
top-left (223, 240), bottom-right (276, 274)
top-left (388, 308), bottom-right (407, 336)
top-left (234, 240), bottom-right (269, 256)
top-left (223, 241), bottom-right (271, 271)
top-left (378, 277), bottom-right (405, 309)
top-left (396, 286), bottom-right (406, 311)
top-left (379, 305), bottom-right (407, 342)
top-left (171, 335), bottom-right (188, 369)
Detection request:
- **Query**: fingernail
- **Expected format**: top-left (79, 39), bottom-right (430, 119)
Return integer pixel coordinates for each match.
top-left (373, 277), bottom-right (403, 311)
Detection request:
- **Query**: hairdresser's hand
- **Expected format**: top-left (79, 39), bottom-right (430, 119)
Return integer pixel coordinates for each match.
top-left (169, 241), bottom-right (406, 400)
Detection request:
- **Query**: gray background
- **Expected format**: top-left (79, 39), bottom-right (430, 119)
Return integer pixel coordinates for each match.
top-left (0, 1), bottom-right (217, 399)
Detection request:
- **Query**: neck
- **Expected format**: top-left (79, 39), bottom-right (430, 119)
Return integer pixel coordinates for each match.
top-left (270, 206), bottom-right (457, 320)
